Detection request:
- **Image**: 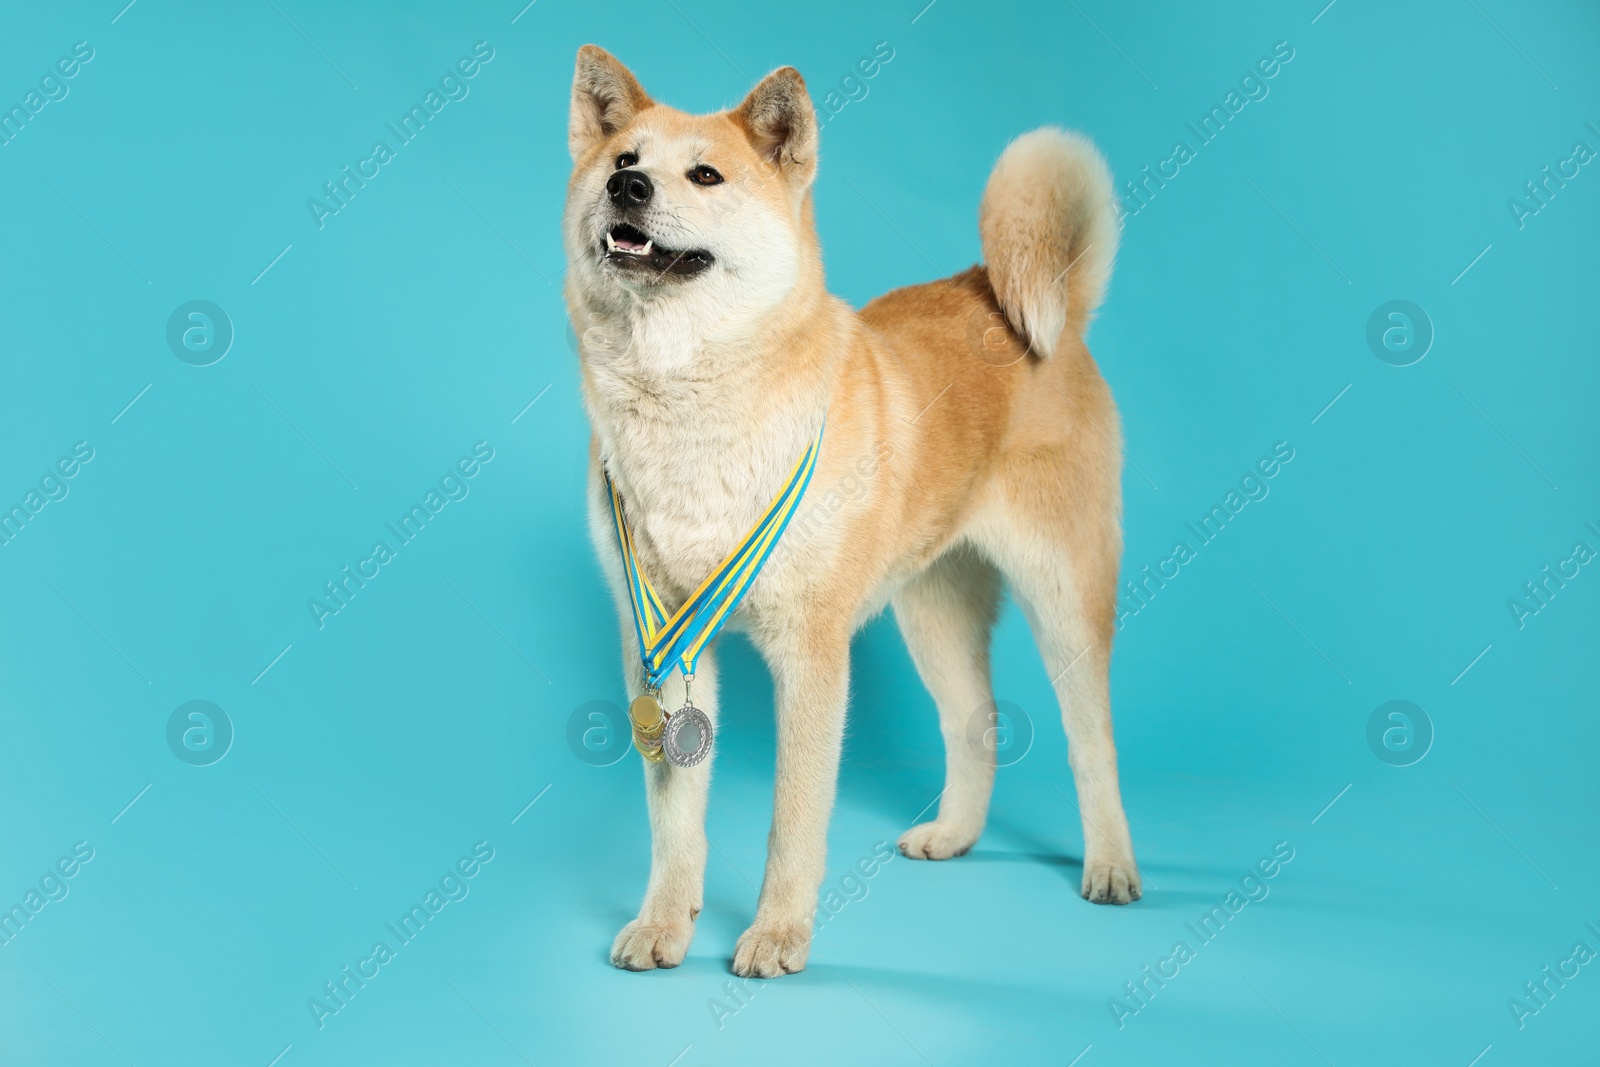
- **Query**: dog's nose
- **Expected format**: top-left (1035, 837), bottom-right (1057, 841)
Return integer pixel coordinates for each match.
top-left (606, 168), bottom-right (653, 208)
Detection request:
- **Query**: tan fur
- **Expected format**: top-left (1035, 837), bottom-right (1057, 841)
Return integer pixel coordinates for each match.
top-left (980, 128), bottom-right (1119, 351)
top-left (564, 45), bottom-right (1139, 979)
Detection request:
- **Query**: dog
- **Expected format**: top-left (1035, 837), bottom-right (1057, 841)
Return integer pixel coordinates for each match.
top-left (563, 44), bottom-right (1139, 978)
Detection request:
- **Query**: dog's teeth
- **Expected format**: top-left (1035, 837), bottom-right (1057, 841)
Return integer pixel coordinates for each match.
top-left (605, 232), bottom-right (617, 251)
top-left (642, 240), bottom-right (653, 255)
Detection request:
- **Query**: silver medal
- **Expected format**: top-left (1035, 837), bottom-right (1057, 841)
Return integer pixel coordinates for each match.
top-left (662, 704), bottom-right (713, 768)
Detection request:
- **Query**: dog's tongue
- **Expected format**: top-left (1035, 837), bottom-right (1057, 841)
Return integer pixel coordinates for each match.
top-left (615, 234), bottom-right (647, 251)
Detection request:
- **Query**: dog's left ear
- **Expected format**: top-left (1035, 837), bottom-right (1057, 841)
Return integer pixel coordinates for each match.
top-left (731, 67), bottom-right (818, 189)
top-left (570, 45), bottom-right (652, 161)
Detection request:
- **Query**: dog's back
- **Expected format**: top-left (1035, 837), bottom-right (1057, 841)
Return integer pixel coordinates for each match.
top-left (849, 128), bottom-right (1123, 589)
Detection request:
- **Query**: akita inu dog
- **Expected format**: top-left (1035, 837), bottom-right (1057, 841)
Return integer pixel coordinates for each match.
top-left (563, 45), bottom-right (1139, 978)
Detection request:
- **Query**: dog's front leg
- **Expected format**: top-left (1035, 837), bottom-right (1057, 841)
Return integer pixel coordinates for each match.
top-left (611, 650), bottom-right (717, 970)
top-left (733, 628), bottom-right (850, 978)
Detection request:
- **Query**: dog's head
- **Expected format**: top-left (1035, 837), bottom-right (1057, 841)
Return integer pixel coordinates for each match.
top-left (563, 46), bottom-right (818, 316)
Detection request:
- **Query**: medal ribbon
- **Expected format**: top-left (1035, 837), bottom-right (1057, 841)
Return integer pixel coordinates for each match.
top-left (606, 422), bottom-right (824, 691)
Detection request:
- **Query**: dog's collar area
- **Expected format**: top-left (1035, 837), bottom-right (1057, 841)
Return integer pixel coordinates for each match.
top-left (601, 222), bottom-right (714, 276)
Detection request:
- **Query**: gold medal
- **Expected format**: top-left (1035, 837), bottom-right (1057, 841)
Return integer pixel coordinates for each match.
top-left (628, 692), bottom-right (664, 731)
top-left (629, 692), bottom-right (665, 761)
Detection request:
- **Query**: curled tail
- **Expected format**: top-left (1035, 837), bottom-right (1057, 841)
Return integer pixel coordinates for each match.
top-left (978, 127), bottom-right (1118, 357)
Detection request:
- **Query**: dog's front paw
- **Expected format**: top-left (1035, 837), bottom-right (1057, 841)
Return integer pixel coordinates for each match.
top-left (611, 917), bottom-right (694, 971)
top-left (897, 820), bottom-right (979, 860)
top-left (731, 921), bottom-right (810, 978)
top-left (1081, 856), bottom-right (1141, 904)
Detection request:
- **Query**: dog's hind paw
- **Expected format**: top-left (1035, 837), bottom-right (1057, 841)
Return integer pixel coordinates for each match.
top-left (731, 922), bottom-right (810, 978)
top-left (611, 918), bottom-right (694, 971)
top-left (897, 820), bottom-right (978, 860)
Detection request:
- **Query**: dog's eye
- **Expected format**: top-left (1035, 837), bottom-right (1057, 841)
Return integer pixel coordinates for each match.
top-left (615, 152), bottom-right (638, 169)
top-left (688, 165), bottom-right (724, 186)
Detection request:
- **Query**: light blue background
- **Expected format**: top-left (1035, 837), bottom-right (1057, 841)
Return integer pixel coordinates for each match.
top-left (1, 1), bottom-right (1596, 1064)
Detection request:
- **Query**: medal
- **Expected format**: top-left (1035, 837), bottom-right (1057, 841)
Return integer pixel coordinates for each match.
top-left (663, 704), bottom-right (712, 767)
top-left (628, 682), bottom-right (715, 767)
top-left (605, 420), bottom-right (824, 768)
top-left (628, 692), bottom-right (666, 762)
top-left (662, 676), bottom-right (713, 767)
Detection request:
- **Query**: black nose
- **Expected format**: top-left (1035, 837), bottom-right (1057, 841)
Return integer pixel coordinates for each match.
top-left (606, 168), bottom-right (653, 208)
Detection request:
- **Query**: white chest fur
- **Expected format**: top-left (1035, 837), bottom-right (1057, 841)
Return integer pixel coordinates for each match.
top-left (582, 317), bottom-right (825, 618)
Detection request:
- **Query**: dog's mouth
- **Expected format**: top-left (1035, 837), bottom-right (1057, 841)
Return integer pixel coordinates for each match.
top-left (601, 223), bottom-right (714, 277)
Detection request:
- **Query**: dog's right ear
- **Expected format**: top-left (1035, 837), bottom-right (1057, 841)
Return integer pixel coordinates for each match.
top-left (569, 45), bottom-right (652, 161)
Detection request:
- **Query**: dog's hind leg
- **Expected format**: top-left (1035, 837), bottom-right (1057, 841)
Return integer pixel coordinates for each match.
top-left (974, 440), bottom-right (1141, 904)
top-left (892, 546), bottom-right (1003, 860)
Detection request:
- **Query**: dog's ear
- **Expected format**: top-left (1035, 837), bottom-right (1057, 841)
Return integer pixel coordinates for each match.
top-left (569, 45), bottom-right (652, 161)
top-left (731, 67), bottom-right (818, 189)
